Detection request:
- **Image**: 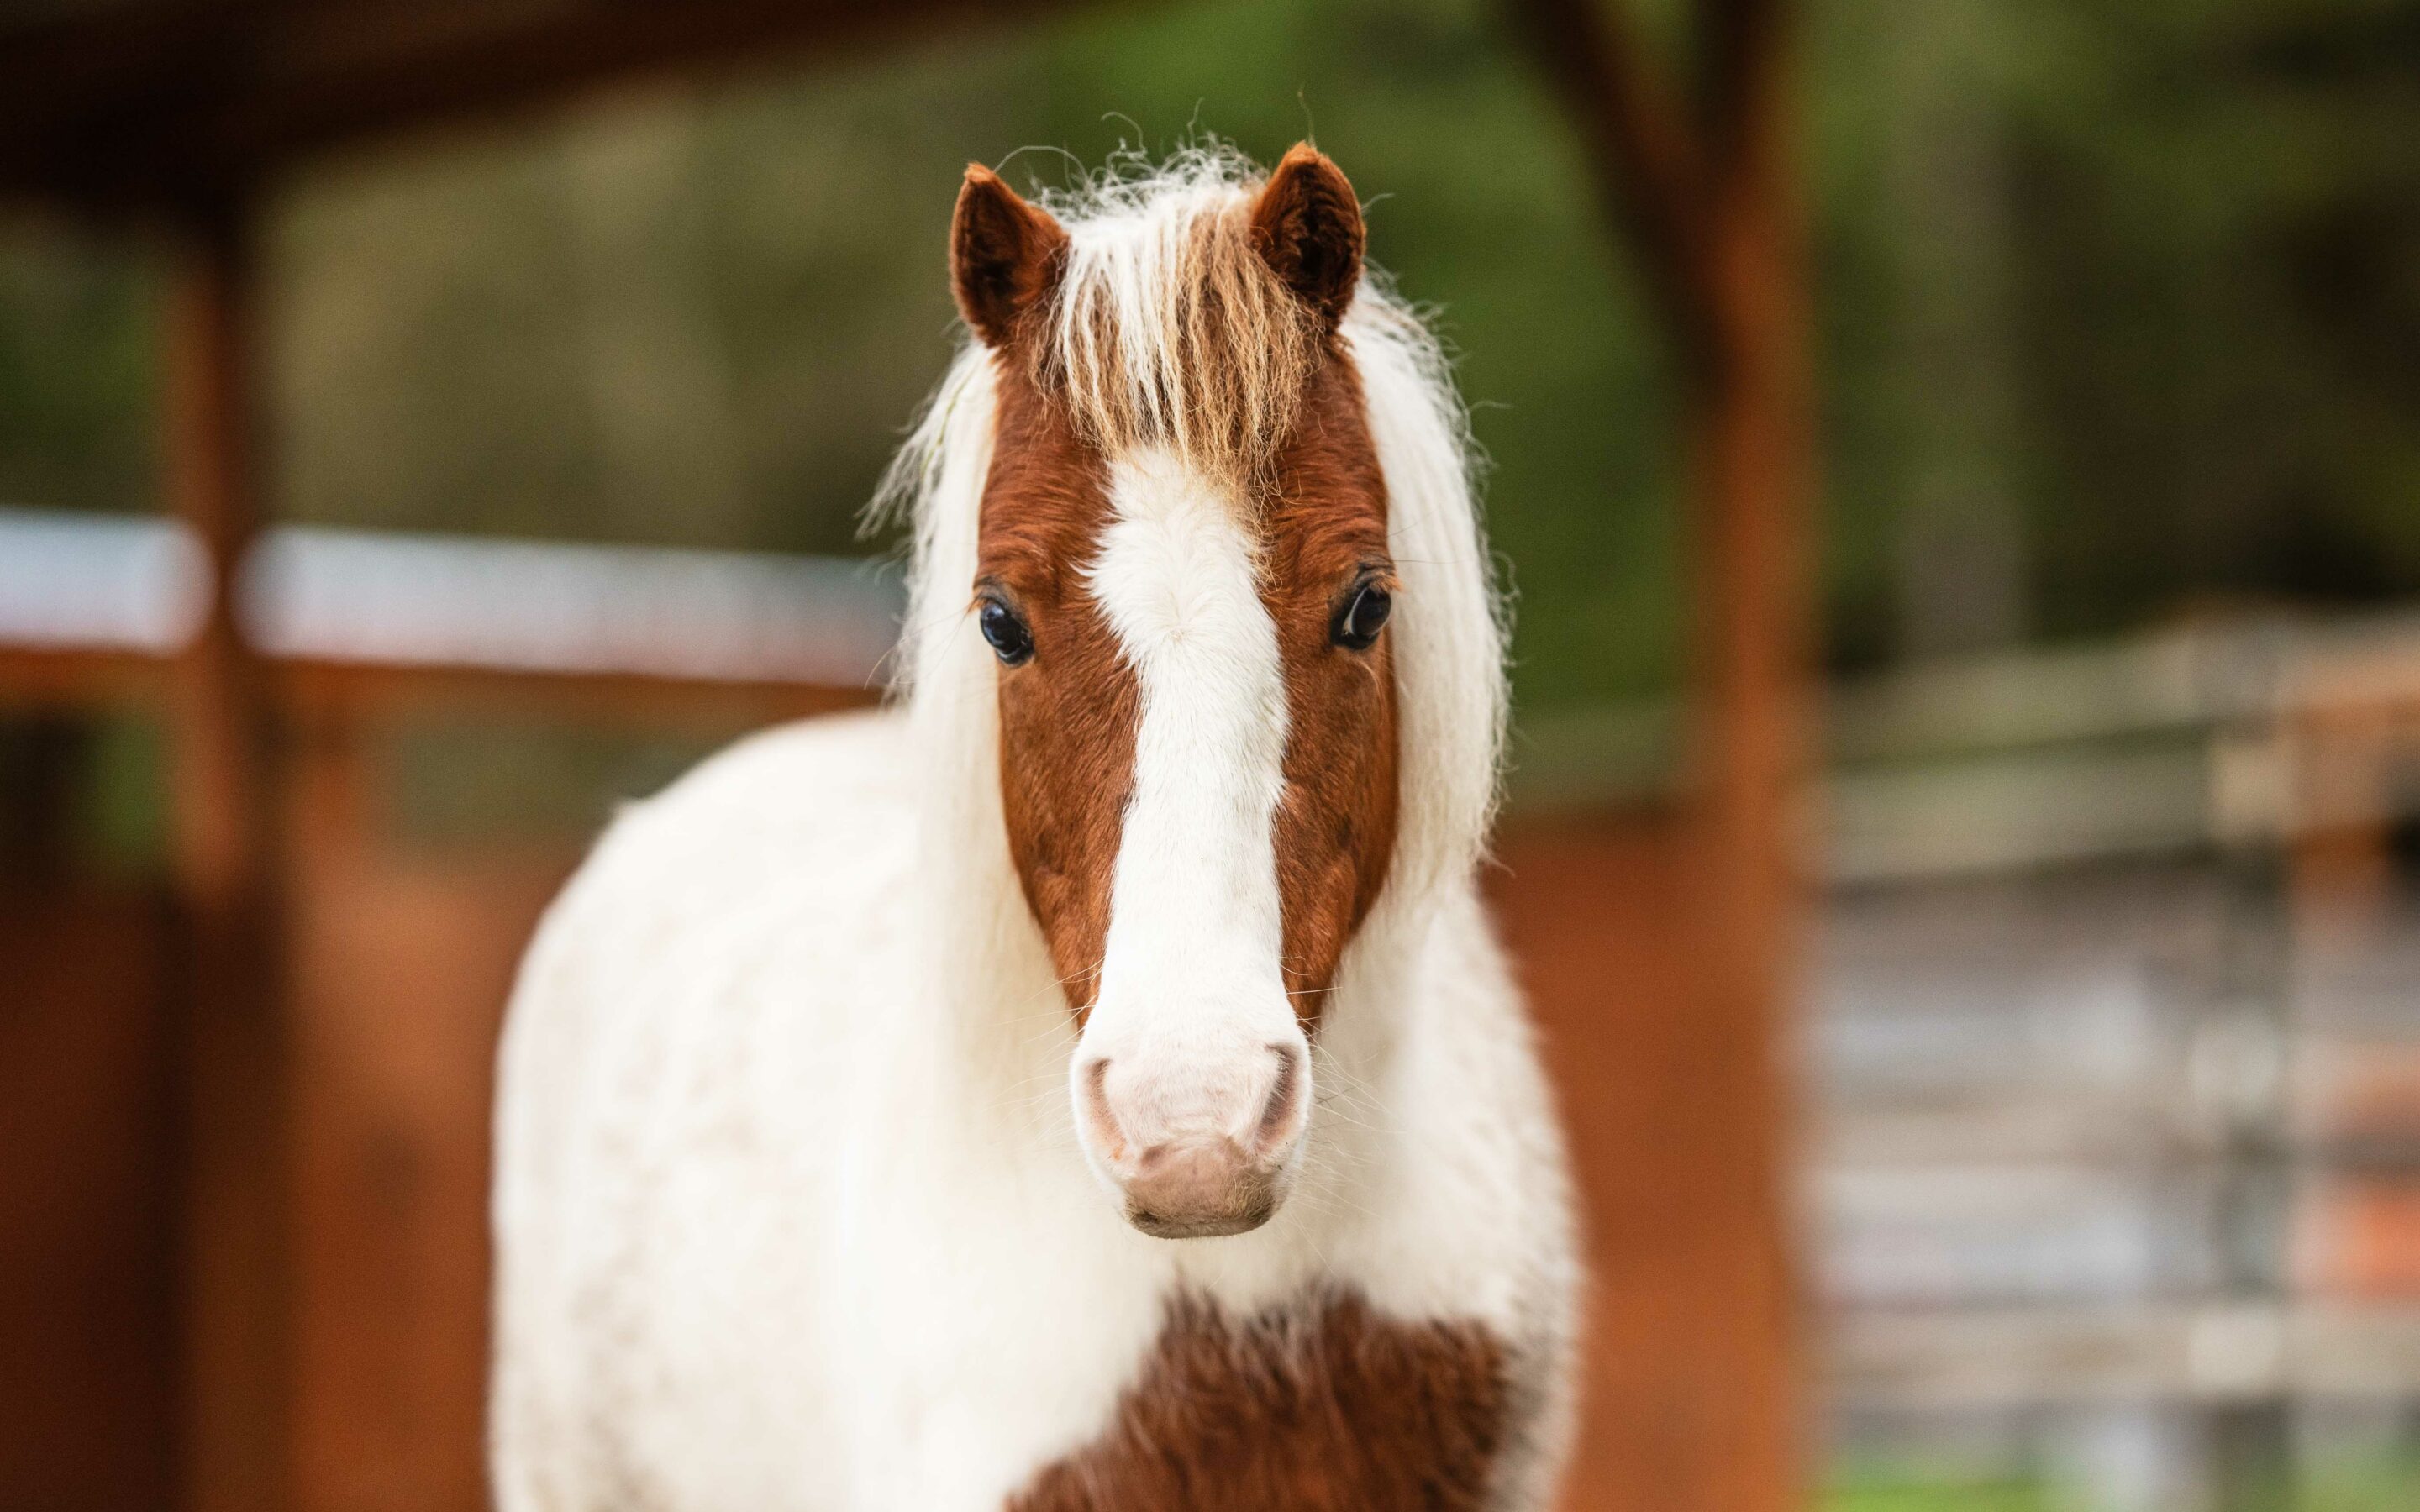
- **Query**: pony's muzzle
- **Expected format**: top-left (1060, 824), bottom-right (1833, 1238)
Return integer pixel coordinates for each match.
top-left (1077, 1042), bottom-right (1308, 1239)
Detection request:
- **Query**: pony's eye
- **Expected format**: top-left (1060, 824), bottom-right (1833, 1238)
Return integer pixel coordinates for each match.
top-left (979, 597), bottom-right (1034, 666)
top-left (1332, 580), bottom-right (1392, 650)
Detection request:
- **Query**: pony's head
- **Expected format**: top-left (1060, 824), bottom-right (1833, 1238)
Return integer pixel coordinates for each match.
top-left (891, 145), bottom-right (1504, 1239)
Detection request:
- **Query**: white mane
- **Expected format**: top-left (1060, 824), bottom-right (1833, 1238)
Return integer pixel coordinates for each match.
top-left (871, 150), bottom-right (1510, 917)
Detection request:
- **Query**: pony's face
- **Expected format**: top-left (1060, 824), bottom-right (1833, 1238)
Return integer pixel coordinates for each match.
top-left (952, 148), bottom-right (1397, 1238)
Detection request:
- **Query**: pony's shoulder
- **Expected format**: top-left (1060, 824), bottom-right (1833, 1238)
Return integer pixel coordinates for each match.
top-left (499, 707), bottom-right (917, 1088)
top-left (543, 706), bottom-right (917, 942)
top-left (639, 706), bottom-right (912, 830)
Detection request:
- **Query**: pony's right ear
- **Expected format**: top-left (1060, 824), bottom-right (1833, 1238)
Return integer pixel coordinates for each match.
top-left (950, 165), bottom-right (1069, 349)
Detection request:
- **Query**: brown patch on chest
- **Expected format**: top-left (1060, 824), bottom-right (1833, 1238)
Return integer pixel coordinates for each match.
top-left (1007, 1291), bottom-right (1508, 1512)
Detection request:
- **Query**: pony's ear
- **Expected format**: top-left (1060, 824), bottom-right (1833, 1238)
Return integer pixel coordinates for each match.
top-left (951, 165), bottom-right (1068, 349)
top-left (1249, 144), bottom-right (1365, 328)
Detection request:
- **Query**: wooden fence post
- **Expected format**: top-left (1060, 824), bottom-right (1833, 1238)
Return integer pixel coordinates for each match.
top-left (166, 199), bottom-right (293, 1512)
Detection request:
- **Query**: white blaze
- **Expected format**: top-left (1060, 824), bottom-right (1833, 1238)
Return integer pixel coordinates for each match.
top-left (1073, 449), bottom-right (1305, 1173)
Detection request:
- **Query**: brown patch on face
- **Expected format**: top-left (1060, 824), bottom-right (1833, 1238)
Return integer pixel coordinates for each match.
top-left (979, 343), bottom-right (1401, 1030)
top-left (962, 149), bottom-right (1401, 1028)
top-left (1263, 354), bottom-right (1399, 1024)
top-left (1007, 1289), bottom-right (1509, 1512)
top-left (979, 361), bottom-right (1137, 1016)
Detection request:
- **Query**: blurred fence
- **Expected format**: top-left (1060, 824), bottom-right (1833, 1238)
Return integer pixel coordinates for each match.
top-left (1514, 612), bottom-right (2420, 1507)
top-left (0, 507), bottom-right (892, 1512)
top-left (9, 501), bottom-right (2420, 1510)
top-left (1810, 621), bottom-right (2420, 1509)
top-left (0, 503), bottom-right (899, 696)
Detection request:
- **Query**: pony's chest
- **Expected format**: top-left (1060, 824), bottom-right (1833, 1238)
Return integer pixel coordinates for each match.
top-left (1005, 1290), bottom-right (1510, 1512)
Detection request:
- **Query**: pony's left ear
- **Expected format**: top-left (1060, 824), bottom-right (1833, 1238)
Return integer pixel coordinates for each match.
top-left (1249, 144), bottom-right (1365, 328)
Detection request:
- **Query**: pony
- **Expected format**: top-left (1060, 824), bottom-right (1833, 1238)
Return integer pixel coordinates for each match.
top-left (489, 143), bottom-right (1579, 1511)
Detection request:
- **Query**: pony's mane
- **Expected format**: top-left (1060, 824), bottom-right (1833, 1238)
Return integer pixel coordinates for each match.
top-left (871, 147), bottom-right (1509, 905)
top-left (1032, 149), bottom-right (1321, 477)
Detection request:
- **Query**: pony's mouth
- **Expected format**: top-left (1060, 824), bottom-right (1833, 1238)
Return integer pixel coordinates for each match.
top-left (1125, 1194), bottom-right (1278, 1241)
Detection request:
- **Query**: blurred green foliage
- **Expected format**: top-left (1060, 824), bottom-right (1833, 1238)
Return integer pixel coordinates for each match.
top-left (1825, 1446), bottom-right (2420, 1512)
top-left (0, 0), bottom-right (2415, 716)
top-left (1828, 1476), bottom-right (2062, 1512)
top-left (0, 223), bottom-right (157, 514)
top-left (2295, 1450), bottom-right (2420, 1512)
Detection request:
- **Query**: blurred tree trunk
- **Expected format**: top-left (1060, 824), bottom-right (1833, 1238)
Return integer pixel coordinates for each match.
top-left (0, 717), bottom-right (87, 878)
top-left (1507, 3), bottom-right (1812, 1510)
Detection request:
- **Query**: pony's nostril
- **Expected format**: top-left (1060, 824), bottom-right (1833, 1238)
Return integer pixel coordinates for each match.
top-left (1078, 1056), bottom-right (1131, 1163)
top-left (1252, 1042), bottom-right (1307, 1154)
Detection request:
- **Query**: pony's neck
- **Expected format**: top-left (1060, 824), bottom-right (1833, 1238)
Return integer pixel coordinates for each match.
top-left (898, 676), bottom-right (1085, 1135)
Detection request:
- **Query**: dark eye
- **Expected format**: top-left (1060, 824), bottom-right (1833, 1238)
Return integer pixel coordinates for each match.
top-left (979, 596), bottom-right (1034, 666)
top-left (1332, 580), bottom-right (1392, 650)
